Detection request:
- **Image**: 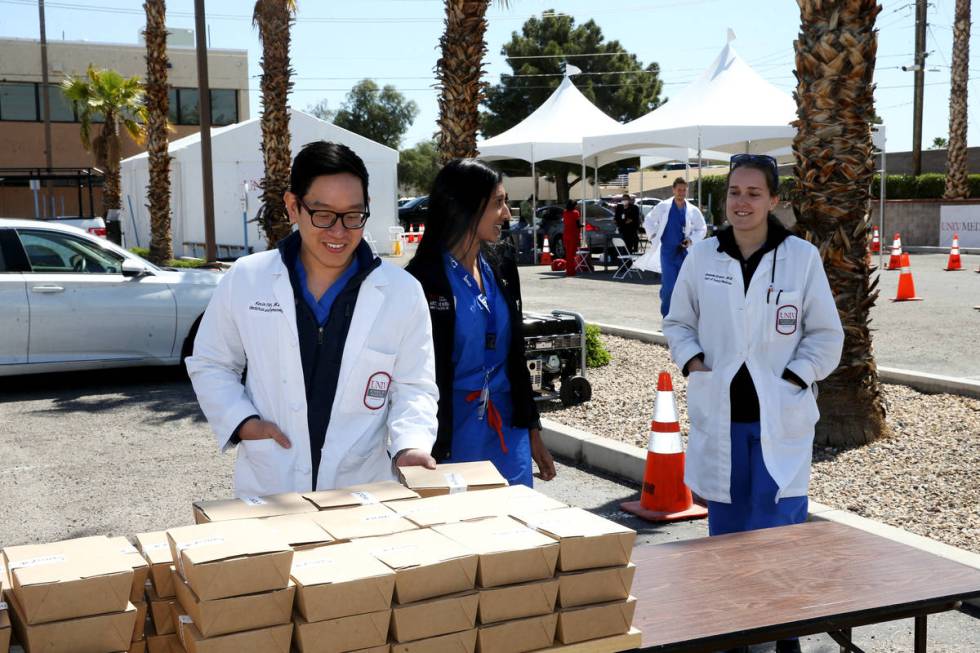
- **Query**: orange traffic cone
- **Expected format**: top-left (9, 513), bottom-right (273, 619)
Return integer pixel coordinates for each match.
top-left (621, 372), bottom-right (708, 523)
top-left (540, 235), bottom-right (553, 265)
top-left (886, 233), bottom-right (903, 270)
top-left (870, 225), bottom-right (881, 254)
top-left (944, 233), bottom-right (963, 271)
top-left (418, 223), bottom-right (426, 243)
top-left (891, 253), bottom-right (923, 302)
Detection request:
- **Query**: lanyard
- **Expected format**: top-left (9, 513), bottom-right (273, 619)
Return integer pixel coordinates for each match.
top-left (766, 242), bottom-right (782, 304)
top-left (445, 252), bottom-right (498, 349)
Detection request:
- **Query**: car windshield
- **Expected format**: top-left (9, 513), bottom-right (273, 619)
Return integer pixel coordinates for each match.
top-left (402, 196), bottom-right (427, 209)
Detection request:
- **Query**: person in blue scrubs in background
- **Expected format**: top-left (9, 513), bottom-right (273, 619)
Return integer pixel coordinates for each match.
top-left (644, 178), bottom-right (707, 316)
top-left (406, 159), bottom-right (556, 487)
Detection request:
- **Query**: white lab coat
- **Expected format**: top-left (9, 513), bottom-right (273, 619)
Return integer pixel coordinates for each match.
top-left (663, 235), bottom-right (843, 503)
top-left (635, 199), bottom-right (707, 273)
top-left (186, 250), bottom-right (439, 497)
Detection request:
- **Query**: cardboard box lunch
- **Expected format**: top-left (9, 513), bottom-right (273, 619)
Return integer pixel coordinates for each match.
top-left (513, 507), bottom-right (636, 572)
top-left (388, 485), bottom-right (565, 528)
top-left (309, 503), bottom-right (417, 541)
top-left (109, 537), bottom-right (151, 604)
top-left (398, 461), bottom-right (507, 497)
top-left (303, 480), bottom-right (419, 510)
top-left (476, 612), bottom-right (557, 653)
top-left (258, 514), bottom-right (334, 550)
top-left (136, 531), bottom-right (177, 598)
top-left (558, 564), bottom-right (635, 608)
top-left (292, 608), bottom-right (389, 653)
top-left (2, 535), bottom-right (134, 624)
top-left (291, 542), bottom-right (396, 622)
top-left (173, 572), bottom-right (294, 638)
top-left (390, 590), bottom-right (478, 643)
top-left (192, 492), bottom-right (317, 524)
top-left (363, 529), bottom-right (478, 604)
top-left (478, 577), bottom-right (558, 625)
top-left (433, 516), bottom-right (559, 588)
top-left (148, 582), bottom-right (178, 634)
top-left (133, 599), bottom-right (148, 640)
top-left (166, 519), bottom-right (293, 601)
top-left (7, 589), bottom-right (137, 653)
top-left (130, 638), bottom-right (147, 653)
top-left (0, 598), bottom-right (10, 653)
top-left (556, 596), bottom-right (637, 645)
top-left (390, 627), bottom-right (476, 653)
top-left (175, 615), bottom-right (291, 653)
top-left (146, 632), bottom-right (185, 653)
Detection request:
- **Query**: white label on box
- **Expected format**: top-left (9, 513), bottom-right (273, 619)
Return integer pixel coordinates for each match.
top-left (8, 554), bottom-right (65, 570)
top-left (118, 544), bottom-right (140, 555)
top-left (178, 615), bottom-right (194, 624)
top-left (350, 491), bottom-right (380, 505)
top-left (491, 527), bottom-right (535, 539)
top-left (144, 542), bottom-right (169, 552)
top-left (240, 495), bottom-right (267, 506)
top-left (362, 512), bottom-right (395, 522)
top-left (368, 543), bottom-right (418, 558)
top-left (293, 557), bottom-right (336, 570)
top-left (445, 472), bottom-right (468, 494)
top-left (176, 536), bottom-right (225, 552)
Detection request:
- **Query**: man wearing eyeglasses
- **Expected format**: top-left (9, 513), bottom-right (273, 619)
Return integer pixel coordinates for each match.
top-left (187, 141), bottom-right (439, 497)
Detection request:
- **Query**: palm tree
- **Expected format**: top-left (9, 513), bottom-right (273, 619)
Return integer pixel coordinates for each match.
top-left (62, 66), bottom-right (147, 219)
top-left (143, 0), bottom-right (172, 265)
top-left (944, 0), bottom-right (970, 199)
top-left (792, 0), bottom-right (888, 446)
top-left (435, 1), bottom-right (511, 162)
top-left (253, 0), bottom-right (297, 247)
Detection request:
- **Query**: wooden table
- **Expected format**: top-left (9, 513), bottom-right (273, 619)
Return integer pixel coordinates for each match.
top-left (630, 521), bottom-right (980, 652)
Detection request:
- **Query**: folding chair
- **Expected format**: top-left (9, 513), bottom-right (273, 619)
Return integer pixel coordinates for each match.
top-left (574, 247), bottom-right (591, 274)
top-left (611, 237), bottom-right (642, 280)
top-left (363, 230), bottom-right (380, 257)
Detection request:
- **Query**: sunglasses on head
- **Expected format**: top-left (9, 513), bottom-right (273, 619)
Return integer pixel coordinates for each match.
top-left (729, 153), bottom-right (779, 188)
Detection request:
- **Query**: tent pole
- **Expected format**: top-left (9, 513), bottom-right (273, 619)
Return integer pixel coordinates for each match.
top-left (531, 153), bottom-right (538, 265)
top-left (697, 131), bottom-right (703, 210)
top-left (879, 138), bottom-right (886, 271)
top-left (581, 156), bottom-right (587, 250)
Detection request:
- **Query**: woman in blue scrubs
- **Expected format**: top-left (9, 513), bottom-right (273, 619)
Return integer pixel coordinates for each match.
top-left (406, 159), bottom-right (556, 486)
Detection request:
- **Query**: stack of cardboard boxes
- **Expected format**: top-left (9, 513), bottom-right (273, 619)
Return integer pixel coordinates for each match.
top-left (110, 537), bottom-right (151, 653)
top-left (1, 536), bottom-right (139, 653)
top-left (135, 531), bottom-right (181, 653)
top-left (0, 575), bottom-right (11, 652)
top-left (166, 519), bottom-right (294, 653)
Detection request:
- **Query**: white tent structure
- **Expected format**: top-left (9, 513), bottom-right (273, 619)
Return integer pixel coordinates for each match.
top-left (120, 109), bottom-right (398, 259)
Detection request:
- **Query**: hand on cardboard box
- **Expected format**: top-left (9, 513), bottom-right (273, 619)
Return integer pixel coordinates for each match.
top-left (239, 418), bottom-right (292, 449)
top-left (393, 448), bottom-right (437, 469)
top-left (530, 428), bottom-right (556, 481)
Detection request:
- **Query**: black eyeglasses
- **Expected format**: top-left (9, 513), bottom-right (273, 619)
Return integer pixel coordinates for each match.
top-left (730, 153), bottom-right (779, 187)
top-left (297, 197), bottom-right (370, 230)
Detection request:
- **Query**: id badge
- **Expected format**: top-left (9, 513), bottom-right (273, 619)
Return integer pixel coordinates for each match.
top-left (476, 385), bottom-right (489, 421)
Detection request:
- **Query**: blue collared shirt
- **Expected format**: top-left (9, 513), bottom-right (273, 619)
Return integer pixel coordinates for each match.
top-left (294, 253), bottom-right (361, 326)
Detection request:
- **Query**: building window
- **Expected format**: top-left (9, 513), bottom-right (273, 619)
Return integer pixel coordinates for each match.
top-left (40, 84), bottom-right (76, 122)
top-left (210, 89), bottom-right (237, 126)
top-left (167, 87), bottom-right (178, 124)
top-left (0, 83), bottom-right (38, 121)
top-left (178, 88), bottom-right (200, 125)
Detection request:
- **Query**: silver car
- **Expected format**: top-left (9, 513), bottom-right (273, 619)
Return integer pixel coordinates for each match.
top-left (0, 218), bottom-right (221, 376)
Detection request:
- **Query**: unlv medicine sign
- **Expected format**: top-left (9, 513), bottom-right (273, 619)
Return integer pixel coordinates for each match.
top-left (940, 204), bottom-right (980, 248)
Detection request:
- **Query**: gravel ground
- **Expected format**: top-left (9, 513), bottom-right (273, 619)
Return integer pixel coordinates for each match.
top-left (539, 334), bottom-right (980, 553)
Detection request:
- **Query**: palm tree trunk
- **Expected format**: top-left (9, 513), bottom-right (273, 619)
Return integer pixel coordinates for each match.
top-left (793, 0), bottom-right (888, 446)
top-left (435, 0), bottom-right (489, 162)
top-left (101, 117), bottom-right (123, 213)
top-left (944, 0), bottom-right (970, 199)
top-left (254, 0), bottom-right (295, 247)
top-left (144, 0), bottom-right (172, 265)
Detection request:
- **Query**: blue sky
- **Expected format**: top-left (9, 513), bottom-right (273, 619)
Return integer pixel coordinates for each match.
top-left (1, 0), bottom-right (971, 154)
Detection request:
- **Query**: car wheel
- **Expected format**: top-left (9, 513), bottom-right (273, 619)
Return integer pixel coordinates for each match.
top-left (180, 316), bottom-right (204, 371)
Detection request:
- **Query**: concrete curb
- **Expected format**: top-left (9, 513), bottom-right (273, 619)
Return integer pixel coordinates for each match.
top-left (539, 417), bottom-right (980, 603)
top-left (592, 322), bottom-right (980, 400)
top-left (905, 245), bottom-right (980, 255)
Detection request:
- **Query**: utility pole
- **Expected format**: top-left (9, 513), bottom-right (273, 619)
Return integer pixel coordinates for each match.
top-left (911, 0), bottom-right (928, 176)
top-left (194, 0), bottom-right (217, 262)
top-left (38, 0), bottom-right (54, 171)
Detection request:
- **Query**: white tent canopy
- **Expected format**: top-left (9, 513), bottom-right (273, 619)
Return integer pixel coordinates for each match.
top-left (120, 109), bottom-right (398, 259)
top-left (477, 75), bottom-right (621, 165)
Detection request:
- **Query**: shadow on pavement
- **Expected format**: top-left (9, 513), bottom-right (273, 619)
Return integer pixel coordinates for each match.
top-left (524, 266), bottom-right (662, 286)
top-left (0, 366), bottom-right (205, 424)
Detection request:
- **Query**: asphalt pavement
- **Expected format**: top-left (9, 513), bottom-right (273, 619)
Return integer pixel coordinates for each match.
top-left (1, 369), bottom-right (978, 651)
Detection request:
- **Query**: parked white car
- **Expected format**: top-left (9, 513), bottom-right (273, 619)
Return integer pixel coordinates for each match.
top-left (0, 218), bottom-right (221, 376)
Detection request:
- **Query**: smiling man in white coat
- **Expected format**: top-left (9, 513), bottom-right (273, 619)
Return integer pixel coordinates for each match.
top-left (187, 141), bottom-right (438, 496)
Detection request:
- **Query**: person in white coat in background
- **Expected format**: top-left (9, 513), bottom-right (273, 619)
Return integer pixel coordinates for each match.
top-left (187, 141), bottom-right (439, 497)
top-left (641, 178), bottom-right (707, 316)
top-left (663, 154), bottom-right (843, 653)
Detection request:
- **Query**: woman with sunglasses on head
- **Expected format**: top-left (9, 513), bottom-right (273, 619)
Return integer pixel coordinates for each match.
top-left (405, 159), bottom-right (557, 487)
top-left (663, 154), bottom-right (843, 653)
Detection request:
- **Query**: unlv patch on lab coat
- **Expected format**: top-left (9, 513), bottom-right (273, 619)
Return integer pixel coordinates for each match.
top-left (364, 372), bottom-right (392, 409)
top-left (776, 304), bottom-right (799, 335)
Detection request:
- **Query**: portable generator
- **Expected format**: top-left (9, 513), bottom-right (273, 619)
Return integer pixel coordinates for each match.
top-left (522, 310), bottom-right (592, 406)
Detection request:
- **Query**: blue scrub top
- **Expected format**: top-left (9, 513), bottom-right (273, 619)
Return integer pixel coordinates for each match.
top-left (661, 200), bottom-right (687, 256)
top-left (295, 254), bottom-right (361, 326)
top-left (443, 251), bottom-right (533, 487)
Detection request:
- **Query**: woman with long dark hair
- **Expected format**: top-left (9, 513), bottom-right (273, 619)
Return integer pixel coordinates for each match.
top-left (406, 159), bottom-right (556, 486)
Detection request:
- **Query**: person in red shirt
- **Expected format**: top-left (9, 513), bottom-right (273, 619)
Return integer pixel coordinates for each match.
top-left (562, 199), bottom-right (582, 276)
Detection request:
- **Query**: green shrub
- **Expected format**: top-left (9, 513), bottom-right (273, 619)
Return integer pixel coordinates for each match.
top-left (129, 247), bottom-right (150, 258)
top-left (128, 247), bottom-right (206, 268)
top-left (915, 173), bottom-right (946, 198)
top-left (585, 324), bottom-right (611, 368)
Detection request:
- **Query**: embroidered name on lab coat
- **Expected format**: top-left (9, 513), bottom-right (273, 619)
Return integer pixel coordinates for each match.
top-left (428, 295), bottom-right (452, 311)
top-left (704, 272), bottom-right (734, 286)
top-left (364, 372), bottom-right (392, 410)
top-left (776, 304), bottom-right (799, 335)
top-left (248, 300), bottom-right (283, 314)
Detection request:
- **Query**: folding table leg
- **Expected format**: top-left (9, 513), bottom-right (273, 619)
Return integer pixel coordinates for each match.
top-left (828, 628), bottom-right (865, 653)
top-left (915, 615), bottom-right (927, 652)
